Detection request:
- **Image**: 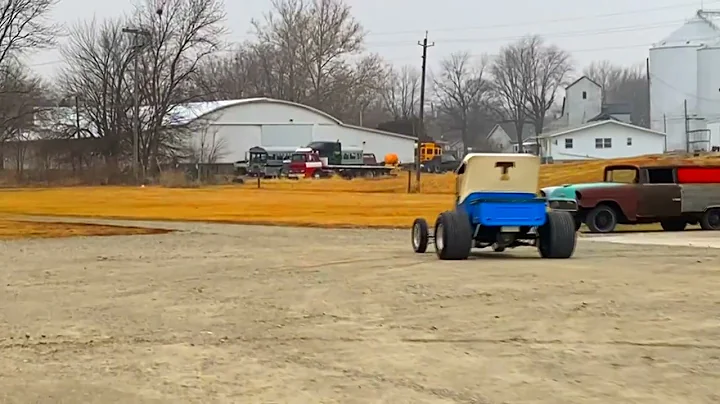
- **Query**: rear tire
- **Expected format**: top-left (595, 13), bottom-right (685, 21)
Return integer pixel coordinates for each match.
top-left (538, 211), bottom-right (577, 258)
top-left (434, 210), bottom-right (472, 260)
top-left (660, 219), bottom-right (687, 231)
top-left (412, 218), bottom-right (429, 253)
top-left (585, 205), bottom-right (618, 233)
top-left (700, 208), bottom-right (720, 230)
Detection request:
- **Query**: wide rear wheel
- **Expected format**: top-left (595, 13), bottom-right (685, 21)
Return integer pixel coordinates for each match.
top-left (538, 211), bottom-right (577, 258)
top-left (434, 210), bottom-right (472, 260)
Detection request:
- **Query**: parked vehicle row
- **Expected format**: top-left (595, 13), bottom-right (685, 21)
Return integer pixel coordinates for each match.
top-left (235, 141), bottom-right (396, 179)
top-left (541, 164), bottom-right (720, 233)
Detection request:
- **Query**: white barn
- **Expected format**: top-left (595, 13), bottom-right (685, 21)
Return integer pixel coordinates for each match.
top-left (171, 98), bottom-right (416, 163)
top-left (537, 120), bottom-right (666, 161)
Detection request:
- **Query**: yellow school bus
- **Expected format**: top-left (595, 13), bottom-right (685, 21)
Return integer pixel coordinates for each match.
top-left (419, 142), bottom-right (442, 162)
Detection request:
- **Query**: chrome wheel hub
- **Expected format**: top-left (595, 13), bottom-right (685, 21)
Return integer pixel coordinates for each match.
top-left (435, 223), bottom-right (444, 250)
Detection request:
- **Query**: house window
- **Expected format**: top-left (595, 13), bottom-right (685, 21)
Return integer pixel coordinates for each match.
top-left (565, 138), bottom-right (573, 148)
top-left (582, 91), bottom-right (587, 99)
top-left (595, 138), bottom-right (612, 148)
top-left (627, 137), bottom-right (632, 146)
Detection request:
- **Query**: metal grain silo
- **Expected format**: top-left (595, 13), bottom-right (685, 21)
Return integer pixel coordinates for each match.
top-left (650, 12), bottom-right (720, 151)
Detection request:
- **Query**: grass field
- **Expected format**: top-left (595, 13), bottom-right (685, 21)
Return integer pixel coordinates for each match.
top-left (0, 218), bottom-right (169, 239)
top-left (0, 187), bottom-right (451, 228)
top-left (1, 153), bottom-right (719, 229)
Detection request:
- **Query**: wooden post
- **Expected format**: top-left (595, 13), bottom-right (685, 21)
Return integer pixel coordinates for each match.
top-left (407, 169), bottom-right (412, 193)
top-left (257, 176), bottom-right (260, 189)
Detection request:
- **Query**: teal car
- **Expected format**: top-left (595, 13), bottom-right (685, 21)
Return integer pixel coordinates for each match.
top-left (541, 182), bottom-right (629, 231)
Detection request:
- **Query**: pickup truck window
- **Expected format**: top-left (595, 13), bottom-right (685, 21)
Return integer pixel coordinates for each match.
top-left (647, 168), bottom-right (674, 184)
top-left (606, 168), bottom-right (638, 184)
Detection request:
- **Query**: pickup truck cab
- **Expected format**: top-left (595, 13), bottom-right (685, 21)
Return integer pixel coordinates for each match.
top-left (541, 164), bottom-right (720, 233)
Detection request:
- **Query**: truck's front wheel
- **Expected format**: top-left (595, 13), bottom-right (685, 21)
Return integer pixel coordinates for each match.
top-left (585, 205), bottom-right (618, 233)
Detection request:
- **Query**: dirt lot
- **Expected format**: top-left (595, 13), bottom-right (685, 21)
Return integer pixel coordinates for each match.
top-left (1, 220), bottom-right (719, 403)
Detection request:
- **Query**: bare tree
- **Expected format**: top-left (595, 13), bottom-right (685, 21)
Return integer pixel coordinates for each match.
top-left (0, 0), bottom-right (59, 64)
top-left (134, 0), bottom-right (226, 172)
top-left (246, 0), bottom-right (383, 121)
top-left (59, 17), bottom-right (134, 167)
top-left (380, 64), bottom-right (419, 120)
top-left (0, 0), bottom-right (60, 169)
top-left (584, 60), bottom-right (649, 127)
top-left (59, 0), bottom-right (226, 176)
top-left (0, 62), bottom-right (46, 141)
top-left (434, 51), bottom-right (493, 154)
top-left (193, 44), bottom-right (265, 101)
top-left (491, 35), bottom-right (572, 151)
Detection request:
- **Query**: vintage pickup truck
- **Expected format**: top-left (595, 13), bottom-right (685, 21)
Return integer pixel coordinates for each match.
top-left (540, 164), bottom-right (720, 233)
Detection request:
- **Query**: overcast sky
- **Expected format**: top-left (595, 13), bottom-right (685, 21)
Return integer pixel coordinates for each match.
top-left (29, 0), bottom-right (714, 78)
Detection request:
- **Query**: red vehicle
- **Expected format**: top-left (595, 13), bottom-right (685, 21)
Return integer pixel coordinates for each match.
top-left (288, 145), bottom-right (394, 179)
top-left (288, 148), bottom-right (327, 178)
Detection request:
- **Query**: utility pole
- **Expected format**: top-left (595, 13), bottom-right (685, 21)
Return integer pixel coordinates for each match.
top-left (122, 27), bottom-right (150, 184)
top-left (416, 31), bottom-right (434, 192)
top-left (74, 95), bottom-right (81, 137)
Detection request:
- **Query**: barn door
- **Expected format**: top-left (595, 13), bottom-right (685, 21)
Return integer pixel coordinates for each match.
top-left (261, 125), bottom-right (313, 147)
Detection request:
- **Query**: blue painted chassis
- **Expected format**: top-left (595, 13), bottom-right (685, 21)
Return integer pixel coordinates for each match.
top-left (458, 192), bottom-right (547, 228)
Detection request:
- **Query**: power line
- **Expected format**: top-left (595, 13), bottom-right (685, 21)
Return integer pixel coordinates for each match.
top-left (365, 0), bottom-right (719, 36)
top-left (17, 41), bottom-right (675, 69)
top-left (366, 19), bottom-right (687, 47)
top-left (381, 35), bottom-right (720, 64)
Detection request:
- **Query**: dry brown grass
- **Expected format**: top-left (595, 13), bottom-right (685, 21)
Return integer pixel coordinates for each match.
top-left (0, 187), bottom-right (451, 228)
top-left (1, 153), bottom-right (719, 229)
top-left (0, 218), bottom-right (170, 240)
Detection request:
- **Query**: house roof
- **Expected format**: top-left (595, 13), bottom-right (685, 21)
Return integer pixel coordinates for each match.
top-left (538, 119), bottom-right (666, 138)
top-left (565, 75), bottom-right (601, 90)
top-left (602, 102), bottom-right (632, 115)
top-left (487, 122), bottom-right (535, 142)
top-left (587, 112), bottom-right (621, 123)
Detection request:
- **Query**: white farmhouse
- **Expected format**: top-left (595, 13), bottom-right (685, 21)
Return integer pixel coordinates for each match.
top-left (486, 122), bottom-right (536, 153)
top-left (170, 98), bottom-right (417, 163)
top-left (650, 10), bottom-right (720, 151)
top-left (537, 120), bottom-right (666, 162)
